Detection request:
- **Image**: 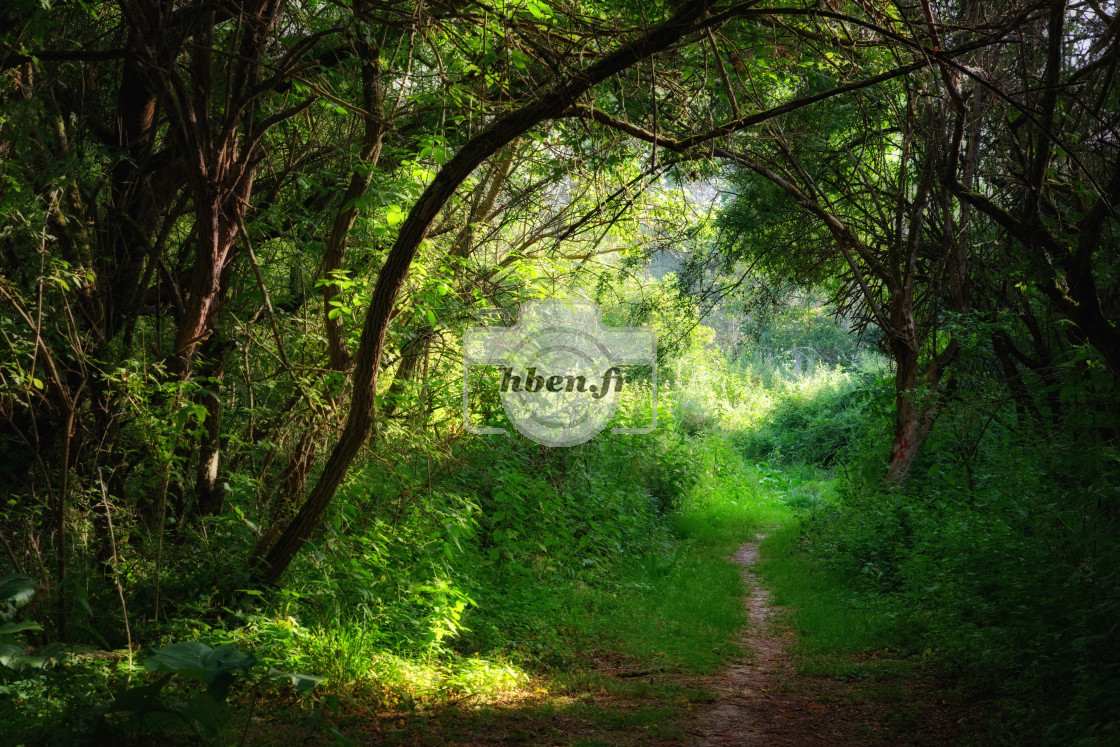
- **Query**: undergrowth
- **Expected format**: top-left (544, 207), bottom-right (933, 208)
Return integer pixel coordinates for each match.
top-left (722, 344), bottom-right (1120, 745)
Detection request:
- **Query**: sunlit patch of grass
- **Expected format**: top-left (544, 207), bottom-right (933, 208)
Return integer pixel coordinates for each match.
top-left (670, 490), bottom-right (788, 546)
top-left (555, 438), bottom-right (794, 675)
top-left (673, 438), bottom-right (793, 543)
top-left (283, 623), bottom-right (531, 707)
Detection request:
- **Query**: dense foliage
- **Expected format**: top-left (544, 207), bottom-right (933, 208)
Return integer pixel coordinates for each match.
top-left (1, 0), bottom-right (1117, 743)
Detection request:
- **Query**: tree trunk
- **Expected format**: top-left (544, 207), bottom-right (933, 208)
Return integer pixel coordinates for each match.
top-left (382, 327), bottom-right (433, 419)
top-left (322, 32), bottom-right (386, 372)
top-left (884, 344), bottom-right (940, 488)
top-left (255, 0), bottom-right (721, 584)
top-left (171, 191), bottom-right (243, 374)
top-left (194, 335), bottom-right (230, 516)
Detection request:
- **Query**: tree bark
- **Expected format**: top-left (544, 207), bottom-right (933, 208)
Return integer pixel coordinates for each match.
top-left (322, 29), bottom-right (386, 372)
top-left (194, 335), bottom-right (230, 516)
top-left (381, 326), bottom-right (433, 419)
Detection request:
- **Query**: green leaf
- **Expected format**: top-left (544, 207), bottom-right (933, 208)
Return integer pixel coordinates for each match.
top-left (508, 49), bottom-right (531, 70)
top-left (0, 619), bottom-right (42, 637)
top-left (144, 641), bottom-right (214, 681)
top-left (525, 0), bottom-right (551, 19)
top-left (426, 309), bottom-right (437, 325)
top-left (0, 640), bottom-right (64, 670)
top-left (385, 204), bottom-right (406, 226)
top-left (0, 642), bottom-right (25, 667)
top-left (0, 574), bottom-right (36, 611)
top-left (145, 642), bottom-right (257, 690)
top-left (201, 643), bottom-right (258, 682)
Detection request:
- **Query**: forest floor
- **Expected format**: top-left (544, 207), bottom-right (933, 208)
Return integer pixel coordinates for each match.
top-left (255, 535), bottom-right (983, 745)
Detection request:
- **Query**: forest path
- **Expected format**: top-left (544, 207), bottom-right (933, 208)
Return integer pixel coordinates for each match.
top-left (324, 530), bottom-right (976, 745)
top-left (689, 535), bottom-right (966, 746)
top-left (694, 536), bottom-right (795, 745)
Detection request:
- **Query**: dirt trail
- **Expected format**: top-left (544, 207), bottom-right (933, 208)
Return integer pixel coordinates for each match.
top-left (695, 537), bottom-right (795, 746)
top-left (692, 537), bottom-right (966, 746)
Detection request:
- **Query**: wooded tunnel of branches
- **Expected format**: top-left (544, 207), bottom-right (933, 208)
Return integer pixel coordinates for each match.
top-left (1, 0), bottom-right (1118, 739)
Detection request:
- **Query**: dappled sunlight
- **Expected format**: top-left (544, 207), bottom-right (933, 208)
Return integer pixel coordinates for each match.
top-left (342, 652), bottom-right (532, 706)
top-left (281, 618), bottom-right (536, 707)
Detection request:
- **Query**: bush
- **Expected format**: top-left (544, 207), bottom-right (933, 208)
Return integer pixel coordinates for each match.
top-left (798, 422), bottom-right (1120, 744)
top-left (727, 361), bottom-right (885, 467)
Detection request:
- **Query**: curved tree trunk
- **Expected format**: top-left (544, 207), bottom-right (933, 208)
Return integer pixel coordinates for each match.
top-left (257, 0), bottom-right (722, 584)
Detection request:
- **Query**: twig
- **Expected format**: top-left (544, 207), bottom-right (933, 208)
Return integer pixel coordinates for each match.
top-left (99, 469), bottom-right (134, 675)
top-left (236, 212), bottom-right (292, 371)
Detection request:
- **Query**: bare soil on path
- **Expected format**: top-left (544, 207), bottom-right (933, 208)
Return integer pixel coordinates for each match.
top-left (690, 537), bottom-right (970, 746)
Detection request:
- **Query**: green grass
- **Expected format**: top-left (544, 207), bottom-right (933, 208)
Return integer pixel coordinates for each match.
top-left (756, 519), bottom-right (913, 677)
top-left (561, 547), bottom-right (746, 673)
top-left (360, 451), bottom-right (932, 746)
top-left (557, 439), bottom-right (794, 675)
top-left (15, 438), bottom-right (877, 746)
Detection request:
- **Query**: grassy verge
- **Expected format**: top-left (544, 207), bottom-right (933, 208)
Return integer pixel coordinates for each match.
top-left (757, 520), bottom-right (913, 678)
top-left (748, 473), bottom-right (990, 744)
top-left (316, 439), bottom-right (792, 745)
top-left (12, 437), bottom-right (785, 746)
top-left (559, 452), bottom-right (788, 675)
top-left (12, 446), bottom-right (985, 746)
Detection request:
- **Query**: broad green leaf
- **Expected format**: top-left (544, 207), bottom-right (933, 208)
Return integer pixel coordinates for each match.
top-left (0, 641), bottom-right (61, 670)
top-left (144, 641), bottom-right (214, 681)
top-left (0, 619), bottom-right (42, 636)
top-left (385, 205), bottom-right (406, 226)
top-left (0, 642), bottom-right (25, 667)
top-left (201, 643), bottom-right (258, 682)
top-left (0, 574), bottom-right (36, 611)
top-left (145, 641), bottom-right (257, 688)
